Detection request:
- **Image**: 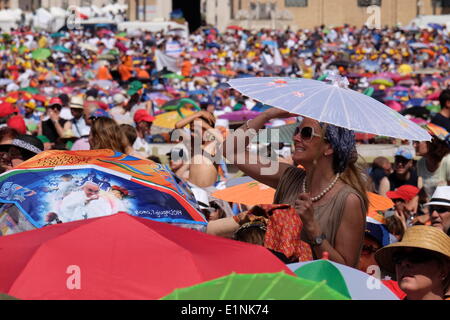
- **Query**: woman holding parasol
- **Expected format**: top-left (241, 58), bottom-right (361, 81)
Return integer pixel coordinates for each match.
top-left (220, 108), bottom-right (368, 267)
top-left (208, 76), bottom-right (431, 267)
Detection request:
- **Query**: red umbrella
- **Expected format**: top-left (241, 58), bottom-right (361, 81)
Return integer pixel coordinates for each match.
top-left (227, 25), bottom-right (243, 30)
top-left (32, 94), bottom-right (47, 103)
top-left (0, 213), bottom-right (291, 300)
top-left (427, 91), bottom-right (441, 100)
top-left (193, 70), bottom-right (211, 77)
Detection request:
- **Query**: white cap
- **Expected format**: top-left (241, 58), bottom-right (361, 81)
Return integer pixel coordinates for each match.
top-left (113, 93), bottom-right (126, 105)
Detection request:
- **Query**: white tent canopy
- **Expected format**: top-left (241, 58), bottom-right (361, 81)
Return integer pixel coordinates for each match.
top-left (408, 15), bottom-right (450, 29)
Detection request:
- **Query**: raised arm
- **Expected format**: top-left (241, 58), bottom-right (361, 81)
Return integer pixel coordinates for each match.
top-left (221, 108), bottom-right (296, 189)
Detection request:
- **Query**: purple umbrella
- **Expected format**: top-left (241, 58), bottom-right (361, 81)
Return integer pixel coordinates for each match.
top-left (219, 110), bottom-right (261, 121)
top-left (390, 86), bottom-right (410, 91)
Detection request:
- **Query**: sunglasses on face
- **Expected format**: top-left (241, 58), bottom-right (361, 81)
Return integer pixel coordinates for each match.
top-left (394, 157), bottom-right (410, 165)
top-left (429, 206), bottom-right (450, 214)
top-left (393, 249), bottom-right (439, 265)
top-left (293, 126), bottom-right (322, 141)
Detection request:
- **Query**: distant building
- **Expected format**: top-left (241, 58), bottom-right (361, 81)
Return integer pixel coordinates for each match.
top-left (127, 0), bottom-right (171, 21)
top-left (204, 0), bottom-right (450, 31)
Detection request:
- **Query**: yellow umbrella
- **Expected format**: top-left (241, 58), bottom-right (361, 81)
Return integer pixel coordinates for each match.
top-left (397, 64), bottom-right (413, 76)
top-left (153, 107), bottom-right (196, 129)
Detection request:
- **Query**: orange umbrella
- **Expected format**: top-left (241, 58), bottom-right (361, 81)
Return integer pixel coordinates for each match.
top-left (367, 192), bottom-right (394, 224)
top-left (212, 181), bottom-right (275, 206)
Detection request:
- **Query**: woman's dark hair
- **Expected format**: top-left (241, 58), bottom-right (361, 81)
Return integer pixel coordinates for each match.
top-left (233, 221), bottom-right (267, 246)
top-left (439, 89), bottom-right (450, 109)
top-left (427, 137), bottom-right (450, 162)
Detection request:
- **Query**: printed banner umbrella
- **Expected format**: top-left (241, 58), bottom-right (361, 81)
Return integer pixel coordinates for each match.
top-left (288, 260), bottom-right (399, 300)
top-left (0, 149), bottom-right (206, 235)
top-left (212, 180), bottom-right (276, 206)
top-left (162, 272), bottom-right (349, 300)
top-left (227, 77), bottom-right (431, 141)
top-left (0, 213), bottom-right (292, 300)
top-left (31, 48), bottom-right (51, 61)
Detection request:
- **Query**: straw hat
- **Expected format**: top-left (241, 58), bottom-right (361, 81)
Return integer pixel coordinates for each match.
top-left (375, 226), bottom-right (450, 275)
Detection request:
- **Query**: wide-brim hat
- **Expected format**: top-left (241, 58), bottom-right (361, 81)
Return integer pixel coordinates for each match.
top-left (0, 135), bottom-right (44, 160)
top-left (424, 186), bottom-right (450, 207)
top-left (69, 96), bottom-right (84, 109)
top-left (375, 226), bottom-right (450, 276)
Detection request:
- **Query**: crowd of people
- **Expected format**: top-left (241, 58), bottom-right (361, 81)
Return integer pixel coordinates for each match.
top-left (0, 21), bottom-right (449, 300)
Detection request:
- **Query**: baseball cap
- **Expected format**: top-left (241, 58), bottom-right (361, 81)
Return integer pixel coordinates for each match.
top-left (7, 115), bottom-right (27, 135)
top-left (49, 97), bottom-right (63, 107)
top-left (113, 93), bottom-right (127, 105)
top-left (365, 222), bottom-right (390, 247)
top-left (90, 109), bottom-right (111, 119)
top-left (0, 102), bottom-right (18, 118)
top-left (134, 109), bottom-right (155, 123)
top-left (127, 81), bottom-right (143, 96)
top-left (386, 185), bottom-right (420, 202)
top-left (395, 146), bottom-right (414, 160)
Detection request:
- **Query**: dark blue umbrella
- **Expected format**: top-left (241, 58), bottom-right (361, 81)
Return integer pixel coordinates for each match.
top-left (428, 23), bottom-right (444, 30)
top-left (206, 42), bottom-right (221, 49)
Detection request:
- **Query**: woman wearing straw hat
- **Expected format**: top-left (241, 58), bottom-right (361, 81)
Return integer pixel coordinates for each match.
top-left (211, 108), bottom-right (368, 267)
top-left (375, 226), bottom-right (450, 300)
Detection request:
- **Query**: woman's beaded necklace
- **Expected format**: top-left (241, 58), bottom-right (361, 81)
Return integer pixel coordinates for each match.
top-left (302, 173), bottom-right (340, 202)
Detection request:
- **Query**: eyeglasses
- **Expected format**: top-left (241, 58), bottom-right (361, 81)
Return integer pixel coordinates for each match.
top-left (362, 245), bottom-right (380, 254)
top-left (394, 156), bottom-right (411, 165)
top-left (393, 249), bottom-right (439, 265)
top-left (429, 206), bottom-right (450, 214)
top-left (293, 126), bottom-right (322, 141)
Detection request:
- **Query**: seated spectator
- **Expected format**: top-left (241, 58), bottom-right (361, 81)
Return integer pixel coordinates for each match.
top-left (415, 123), bottom-right (450, 202)
top-left (375, 226), bottom-right (450, 300)
top-left (369, 156), bottom-right (392, 194)
top-left (358, 221), bottom-right (390, 274)
top-left (424, 186), bottom-right (450, 236)
top-left (0, 134), bottom-right (44, 172)
top-left (386, 185), bottom-right (420, 226)
top-left (430, 90), bottom-right (450, 132)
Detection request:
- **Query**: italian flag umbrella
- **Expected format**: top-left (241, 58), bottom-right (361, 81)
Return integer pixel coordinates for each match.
top-left (161, 272), bottom-right (349, 300)
top-left (288, 260), bottom-right (399, 300)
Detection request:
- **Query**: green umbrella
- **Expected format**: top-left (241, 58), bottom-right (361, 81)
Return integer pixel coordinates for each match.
top-left (19, 87), bottom-right (40, 94)
top-left (50, 32), bottom-right (65, 38)
top-left (127, 80), bottom-right (143, 96)
top-left (161, 98), bottom-right (200, 111)
top-left (426, 104), bottom-right (441, 113)
top-left (162, 73), bottom-right (185, 80)
top-left (116, 32), bottom-right (127, 37)
top-left (52, 45), bottom-right (71, 53)
top-left (109, 49), bottom-right (120, 56)
top-left (0, 293), bottom-right (18, 300)
top-left (161, 272), bottom-right (349, 300)
top-left (31, 48), bottom-right (51, 61)
top-left (19, 45), bottom-right (27, 55)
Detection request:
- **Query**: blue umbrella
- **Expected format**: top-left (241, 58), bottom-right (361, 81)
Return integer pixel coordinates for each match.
top-left (428, 23), bottom-right (444, 30)
top-left (188, 89), bottom-right (208, 95)
top-left (206, 42), bottom-right (221, 49)
top-left (227, 76), bottom-right (431, 141)
top-left (262, 40), bottom-right (277, 48)
top-left (52, 45), bottom-right (71, 53)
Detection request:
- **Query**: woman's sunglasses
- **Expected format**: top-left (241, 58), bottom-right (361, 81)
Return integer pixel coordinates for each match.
top-left (393, 249), bottom-right (440, 265)
top-left (293, 126), bottom-right (322, 141)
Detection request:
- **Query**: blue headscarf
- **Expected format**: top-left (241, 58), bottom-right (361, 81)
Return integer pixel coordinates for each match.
top-left (320, 123), bottom-right (357, 173)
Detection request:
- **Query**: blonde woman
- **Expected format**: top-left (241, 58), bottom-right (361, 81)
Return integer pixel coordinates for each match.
top-left (89, 117), bottom-right (145, 159)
